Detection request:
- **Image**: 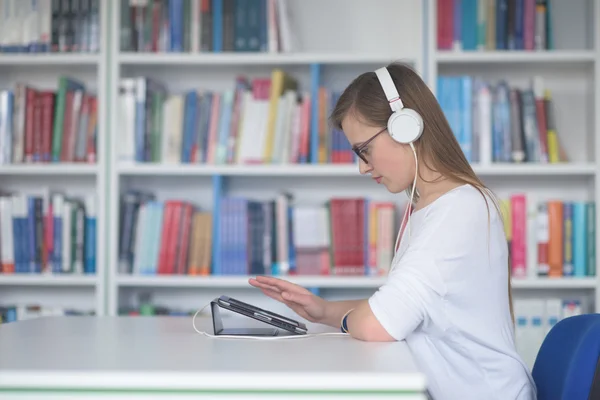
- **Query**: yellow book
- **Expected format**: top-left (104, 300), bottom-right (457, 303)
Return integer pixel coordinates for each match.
top-left (544, 89), bottom-right (560, 163)
top-left (263, 69), bottom-right (297, 162)
top-left (318, 87), bottom-right (328, 163)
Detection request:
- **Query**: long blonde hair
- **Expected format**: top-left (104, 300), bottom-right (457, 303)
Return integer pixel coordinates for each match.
top-left (329, 61), bottom-right (514, 323)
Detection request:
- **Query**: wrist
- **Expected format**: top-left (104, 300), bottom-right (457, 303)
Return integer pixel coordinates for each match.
top-left (340, 308), bottom-right (354, 333)
top-left (320, 301), bottom-right (339, 328)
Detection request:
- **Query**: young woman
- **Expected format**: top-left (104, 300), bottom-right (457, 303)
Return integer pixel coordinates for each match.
top-left (249, 62), bottom-right (536, 400)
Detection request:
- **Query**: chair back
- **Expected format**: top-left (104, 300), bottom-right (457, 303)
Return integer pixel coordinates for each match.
top-left (531, 314), bottom-right (600, 400)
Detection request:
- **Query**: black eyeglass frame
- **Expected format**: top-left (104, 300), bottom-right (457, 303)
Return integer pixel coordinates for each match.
top-left (351, 127), bottom-right (387, 164)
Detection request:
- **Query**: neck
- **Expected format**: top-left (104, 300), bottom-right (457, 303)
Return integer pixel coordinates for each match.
top-left (413, 165), bottom-right (463, 211)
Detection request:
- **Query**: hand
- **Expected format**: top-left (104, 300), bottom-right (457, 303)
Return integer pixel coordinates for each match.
top-left (248, 276), bottom-right (329, 324)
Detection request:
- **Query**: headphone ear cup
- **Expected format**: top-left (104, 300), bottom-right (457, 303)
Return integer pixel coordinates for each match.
top-left (388, 108), bottom-right (424, 144)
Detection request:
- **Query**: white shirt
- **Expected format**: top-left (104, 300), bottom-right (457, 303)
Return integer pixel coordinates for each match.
top-left (368, 184), bottom-right (537, 400)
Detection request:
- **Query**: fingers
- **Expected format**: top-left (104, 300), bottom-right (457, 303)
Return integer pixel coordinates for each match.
top-left (281, 291), bottom-right (312, 306)
top-left (260, 287), bottom-right (285, 303)
top-left (248, 278), bottom-right (282, 294)
top-left (251, 276), bottom-right (309, 294)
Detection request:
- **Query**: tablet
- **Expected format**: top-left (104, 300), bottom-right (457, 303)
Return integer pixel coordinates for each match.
top-left (215, 295), bottom-right (308, 335)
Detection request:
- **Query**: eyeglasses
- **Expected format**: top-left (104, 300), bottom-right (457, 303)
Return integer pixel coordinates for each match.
top-left (351, 127), bottom-right (387, 164)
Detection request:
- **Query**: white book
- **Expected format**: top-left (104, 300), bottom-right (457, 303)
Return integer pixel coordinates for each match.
top-left (3, 0), bottom-right (21, 50)
top-left (191, 0), bottom-right (200, 52)
top-left (38, 0), bottom-right (51, 50)
top-left (0, 197), bottom-right (15, 272)
top-left (0, 91), bottom-right (12, 165)
top-left (477, 81), bottom-right (492, 165)
top-left (52, 193), bottom-right (64, 273)
top-left (270, 95), bottom-right (286, 163)
top-left (544, 298), bottom-right (562, 335)
top-left (22, 0), bottom-right (39, 51)
top-left (235, 92), bottom-right (255, 164)
top-left (12, 84), bottom-right (26, 163)
top-left (119, 78), bottom-right (137, 163)
top-left (162, 95), bottom-right (184, 164)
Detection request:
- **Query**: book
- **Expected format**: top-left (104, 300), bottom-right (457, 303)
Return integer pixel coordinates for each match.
top-left (120, 0), bottom-right (297, 53)
top-left (118, 190), bottom-right (399, 277)
top-left (437, 0), bottom-right (552, 52)
top-left (437, 75), bottom-right (567, 164)
top-left (117, 72), bottom-right (355, 165)
top-left (0, 192), bottom-right (97, 275)
top-left (0, 0), bottom-right (100, 54)
top-left (0, 77), bottom-right (98, 165)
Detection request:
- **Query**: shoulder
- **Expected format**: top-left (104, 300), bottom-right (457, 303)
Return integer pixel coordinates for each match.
top-left (417, 184), bottom-right (501, 237)
top-left (406, 184), bottom-right (505, 265)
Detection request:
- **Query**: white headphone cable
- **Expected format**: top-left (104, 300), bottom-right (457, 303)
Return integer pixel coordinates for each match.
top-left (191, 303), bottom-right (349, 340)
top-left (391, 142), bottom-right (418, 274)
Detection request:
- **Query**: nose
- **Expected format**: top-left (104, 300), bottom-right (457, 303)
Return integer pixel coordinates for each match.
top-left (358, 158), bottom-right (372, 175)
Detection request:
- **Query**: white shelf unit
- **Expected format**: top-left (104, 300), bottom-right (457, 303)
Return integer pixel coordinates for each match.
top-left (103, 0), bottom-right (600, 318)
top-left (426, 0), bottom-right (600, 316)
top-left (107, 0), bottom-right (425, 316)
top-left (0, 1), bottom-right (109, 318)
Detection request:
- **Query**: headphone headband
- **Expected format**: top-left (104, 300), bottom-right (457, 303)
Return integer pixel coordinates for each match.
top-left (375, 67), bottom-right (404, 112)
top-left (373, 66), bottom-right (423, 145)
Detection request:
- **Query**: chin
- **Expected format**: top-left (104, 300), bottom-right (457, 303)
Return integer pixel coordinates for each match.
top-left (383, 182), bottom-right (406, 194)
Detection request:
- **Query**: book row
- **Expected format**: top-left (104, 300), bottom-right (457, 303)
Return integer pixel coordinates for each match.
top-left (0, 193), bottom-right (97, 275)
top-left (120, 0), bottom-right (295, 54)
top-left (0, 304), bottom-right (95, 324)
top-left (0, 0), bottom-right (100, 54)
top-left (0, 77), bottom-right (98, 165)
top-left (118, 191), bottom-right (396, 277)
top-left (118, 71), bottom-right (354, 165)
top-left (515, 297), bottom-right (584, 369)
top-left (501, 195), bottom-right (596, 279)
top-left (437, 0), bottom-right (553, 52)
top-left (437, 75), bottom-right (566, 165)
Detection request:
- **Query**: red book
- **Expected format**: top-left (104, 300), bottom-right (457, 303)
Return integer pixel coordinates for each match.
top-left (437, 0), bottom-right (454, 50)
top-left (61, 91), bottom-right (74, 161)
top-left (511, 194), bottom-right (527, 278)
top-left (24, 87), bottom-right (37, 163)
top-left (40, 92), bottom-right (56, 162)
top-left (157, 201), bottom-right (175, 274)
top-left (166, 202), bottom-right (183, 275)
top-left (176, 203), bottom-right (193, 274)
top-left (86, 96), bottom-right (97, 163)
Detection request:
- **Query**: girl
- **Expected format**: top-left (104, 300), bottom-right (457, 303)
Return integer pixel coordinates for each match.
top-left (249, 62), bottom-right (536, 400)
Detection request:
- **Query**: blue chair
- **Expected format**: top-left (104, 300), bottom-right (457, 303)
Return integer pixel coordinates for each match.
top-left (532, 313), bottom-right (600, 400)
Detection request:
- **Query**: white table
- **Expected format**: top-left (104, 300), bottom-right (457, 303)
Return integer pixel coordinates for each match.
top-left (0, 315), bottom-right (427, 399)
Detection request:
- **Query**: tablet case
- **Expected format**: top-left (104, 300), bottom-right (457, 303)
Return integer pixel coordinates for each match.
top-left (210, 296), bottom-right (308, 336)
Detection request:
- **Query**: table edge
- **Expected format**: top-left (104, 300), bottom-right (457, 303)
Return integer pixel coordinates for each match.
top-left (0, 371), bottom-right (426, 393)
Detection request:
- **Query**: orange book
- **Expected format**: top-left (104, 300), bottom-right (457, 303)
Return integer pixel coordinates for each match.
top-left (547, 201), bottom-right (563, 277)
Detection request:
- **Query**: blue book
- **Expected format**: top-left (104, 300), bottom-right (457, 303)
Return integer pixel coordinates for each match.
top-left (461, 0), bottom-right (477, 50)
top-left (562, 202), bottom-right (573, 276)
top-left (572, 202), bottom-right (587, 277)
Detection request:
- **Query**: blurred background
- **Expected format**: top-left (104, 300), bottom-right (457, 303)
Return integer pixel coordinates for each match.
top-left (0, 0), bottom-right (597, 370)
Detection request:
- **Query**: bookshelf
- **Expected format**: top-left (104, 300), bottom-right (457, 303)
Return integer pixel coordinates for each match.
top-left (102, 0), bottom-right (600, 324)
top-left (428, 0), bottom-right (600, 361)
top-left (1, 0), bottom-right (599, 335)
top-left (106, 0), bottom-right (425, 316)
top-left (0, 0), bottom-right (108, 320)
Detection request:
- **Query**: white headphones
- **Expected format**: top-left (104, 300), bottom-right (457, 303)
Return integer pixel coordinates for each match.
top-left (375, 66), bottom-right (423, 270)
top-left (374, 67), bottom-right (424, 144)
